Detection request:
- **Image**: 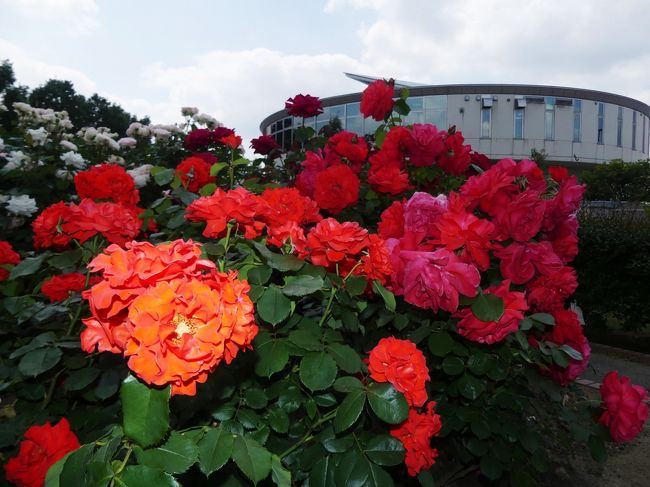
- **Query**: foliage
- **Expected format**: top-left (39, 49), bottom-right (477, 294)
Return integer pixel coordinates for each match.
top-left (581, 159), bottom-right (650, 202)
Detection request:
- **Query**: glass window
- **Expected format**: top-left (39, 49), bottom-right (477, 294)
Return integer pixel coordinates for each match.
top-left (544, 97), bottom-right (555, 140)
top-left (643, 116), bottom-right (647, 153)
top-left (597, 103), bottom-right (605, 145)
top-left (632, 111), bottom-right (637, 150)
top-left (424, 95), bottom-right (447, 110)
top-left (346, 102), bottom-right (360, 117)
top-left (514, 109), bottom-right (524, 139)
top-left (345, 116), bottom-right (363, 135)
top-left (283, 117), bottom-right (292, 128)
top-left (617, 107), bottom-right (623, 147)
top-left (329, 105), bottom-right (345, 120)
top-left (481, 108), bottom-right (491, 138)
top-left (573, 99), bottom-right (581, 142)
top-left (425, 110), bottom-right (447, 129)
top-left (407, 97), bottom-right (424, 110)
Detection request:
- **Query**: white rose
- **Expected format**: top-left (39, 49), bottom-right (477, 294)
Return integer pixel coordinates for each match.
top-left (60, 151), bottom-right (86, 169)
top-left (60, 140), bottom-right (78, 151)
top-left (55, 169), bottom-right (74, 180)
top-left (0, 137), bottom-right (4, 152)
top-left (27, 127), bottom-right (49, 146)
top-left (5, 195), bottom-right (38, 217)
top-left (181, 107), bottom-right (199, 117)
top-left (127, 164), bottom-right (153, 188)
top-left (1, 151), bottom-right (30, 172)
top-left (118, 137), bottom-right (137, 148)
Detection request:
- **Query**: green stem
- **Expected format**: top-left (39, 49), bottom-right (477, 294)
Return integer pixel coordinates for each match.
top-left (318, 286), bottom-right (336, 328)
top-left (228, 150), bottom-right (235, 189)
top-left (113, 446), bottom-right (133, 476)
top-left (219, 223), bottom-right (234, 272)
top-left (41, 370), bottom-right (64, 410)
top-left (279, 408), bottom-right (338, 459)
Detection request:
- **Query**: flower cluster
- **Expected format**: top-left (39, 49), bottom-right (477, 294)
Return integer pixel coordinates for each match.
top-left (599, 371), bottom-right (649, 442)
top-left (41, 272), bottom-right (87, 302)
top-left (81, 239), bottom-right (258, 395)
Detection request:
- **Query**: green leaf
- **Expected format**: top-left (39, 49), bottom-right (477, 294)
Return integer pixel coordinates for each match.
top-left (9, 332), bottom-right (56, 359)
top-left (119, 465), bottom-right (180, 487)
top-left (10, 254), bottom-right (47, 279)
top-left (551, 347), bottom-right (569, 368)
top-left (135, 431), bottom-right (199, 474)
top-left (467, 353), bottom-right (490, 376)
top-left (364, 435), bottom-right (405, 466)
top-left (64, 368), bottom-right (100, 391)
top-left (210, 162), bottom-right (228, 177)
top-left (48, 249), bottom-right (83, 269)
top-left (233, 157), bottom-right (250, 167)
top-left (300, 352), bottom-right (338, 392)
top-left (334, 390), bottom-right (366, 433)
top-left (393, 99), bottom-right (411, 117)
top-left (198, 426), bottom-right (234, 476)
top-left (244, 388), bottom-right (268, 409)
top-left (256, 286), bottom-right (291, 326)
top-left (57, 444), bottom-right (94, 486)
top-left (467, 438), bottom-right (489, 457)
top-left (247, 266), bottom-right (272, 285)
top-left (530, 313), bottom-right (555, 326)
top-left (267, 407), bottom-right (289, 433)
top-left (372, 281), bottom-right (396, 312)
top-left (288, 330), bottom-right (323, 352)
top-left (471, 293), bottom-right (504, 322)
top-left (18, 347), bottom-right (62, 377)
top-left (471, 419), bottom-right (491, 440)
top-left (271, 455), bottom-right (291, 487)
top-left (588, 435), bottom-right (607, 463)
top-left (345, 275), bottom-right (368, 296)
top-left (480, 454), bottom-right (503, 481)
top-left (333, 376), bottom-right (364, 393)
top-left (457, 374), bottom-right (486, 400)
top-left (251, 241), bottom-right (304, 272)
top-left (152, 167), bottom-right (175, 186)
top-left (44, 452), bottom-right (71, 487)
top-left (199, 183), bottom-right (217, 196)
top-left (510, 470), bottom-right (536, 487)
top-left (310, 456), bottom-right (336, 487)
top-left (95, 370), bottom-right (121, 400)
top-left (334, 450), bottom-right (369, 486)
top-left (326, 343), bottom-right (362, 373)
top-left (282, 275), bottom-right (324, 296)
top-left (121, 375), bottom-right (170, 448)
top-left (561, 344), bottom-right (583, 361)
top-left (417, 470), bottom-right (435, 487)
top-left (441, 356), bottom-right (465, 376)
top-left (367, 383), bottom-right (408, 424)
top-left (231, 435), bottom-right (272, 484)
top-left (254, 334), bottom-right (290, 377)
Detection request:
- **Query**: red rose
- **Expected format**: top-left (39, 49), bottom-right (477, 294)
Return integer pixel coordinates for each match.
top-left (313, 164), bottom-right (360, 214)
top-left (184, 128), bottom-right (214, 151)
top-left (357, 234), bottom-right (393, 284)
top-left (285, 94), bottom-right (323, 118)
top-left (493, 190), bottom-right (546, 242)
top-left (548, 166), bottom-right (569, 183)
top-left (41, 273), bottom-right (87, 302)
top-left (325, 131), bottom-right (369, 170)
top-left (294, 150), bottom-right (335, 198)
top-left (185, 188), bottom-right (267, 239)
top-left (599, 371), bottom-right (649, 443)
top-left (32, 202), bottom-right (73, 250)
top-left (4, 418), bottom-right (80, 487)
top-left (192, 151), bottom-right (218, 166)
top-left (454, 280), bottom-right (528, 344)
top-left (74, 164), bottom-right (140, 206)
top-left (405, 124), bottom-right (446, 167)
top-left (368, 337), bottom-right (430, 407)
top-left (251, 135), bottom-right (280, 155)
top-left (542, 176), bottom-right (585, 232)
top-left (0, 241), bottom-right (20, 282)
top-left (460, 162), bottom-right (518, 214)
top-left (526, 266), bottom-right (578, 312)
top-left (62, 199), bottom-right (142, 247)
top-left (403, 192), bottom-right (448, 242)
top-left (494, 241), bottom-right (563, 285)
top-left (219, 134), bottom-right (242, 149)
top-left (378, 200), bottom-right (405, 240)
top-left (175, 156), bottom-right (216, 193)
top-left (368, 162), bottom-right (411, 195)
top-left (305, 218), bottom-right (369, 274)
top-left (212, 126), bottom-right (235, 141)
top-left (259, 187), bottom-right (321, 228)
top-left (390, 402), bottom-right (442, 476)
top-left (437, 132), bottom-right (472, 175)
top-left (360, 79), bottom-right (395, 121)
top-left (545, 309), bottom-right (590, 385)
top-left (546, 215), bottom-right (579, 264)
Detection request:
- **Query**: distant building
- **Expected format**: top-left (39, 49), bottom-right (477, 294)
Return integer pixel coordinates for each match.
top-left (260, 74), bottom-right (650, 165)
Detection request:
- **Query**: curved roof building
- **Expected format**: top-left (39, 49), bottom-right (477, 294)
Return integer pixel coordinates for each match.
top-left (261, 74), bottom-right (650, 165)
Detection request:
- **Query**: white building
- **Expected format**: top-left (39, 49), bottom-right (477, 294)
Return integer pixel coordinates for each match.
top-left (260, 74), bottom-right (650, 165)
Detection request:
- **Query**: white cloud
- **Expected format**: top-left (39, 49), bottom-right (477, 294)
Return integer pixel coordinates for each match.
top-left (0, 0), bottom-right (100, 36)
top-left (0, 38), bottom-right (97, 95)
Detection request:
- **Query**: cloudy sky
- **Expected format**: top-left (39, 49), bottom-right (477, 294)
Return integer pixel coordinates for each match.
top-left (1, 0), bottom-right (649, 144)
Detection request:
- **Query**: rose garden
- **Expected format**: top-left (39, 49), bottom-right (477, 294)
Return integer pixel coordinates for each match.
top-left (0, 78), bottom-right (648, 486)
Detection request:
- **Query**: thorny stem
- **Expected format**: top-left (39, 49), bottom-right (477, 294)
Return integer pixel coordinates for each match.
top-left (279, 409), bottom-right (338, 459)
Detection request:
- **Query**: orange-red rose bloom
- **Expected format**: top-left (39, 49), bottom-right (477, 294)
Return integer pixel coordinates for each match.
top-left (360, 79), bottom-right (395, 121)
top-left (41, 273), bottom-right (86, 302)
top-left (368, 337), bottom-right (430, 407)
top-left (81, 240), bottom-right (215, 353)
top-left (0, 241), bottom-right (20, 282)
top-left (32, 202), bottom-right (72, 250)
top-left (390, 402), bottom-right (442, 476)
top-left (305, 218), bottom-right (369, 274)
top-left (357, 234), bottom-right (393, 284)
top-left (124, 275), bottom-right (257, 395)
top-left (4, 418), bottom-right (80, 487)
top-left (313, 164), bottom-right (360, 214)
top-left (175, 156), bottom-right (216, 193)
top-left (74, 163), bottom-right (140, 206)
top-left (62, 199), bottom-right (141, 247)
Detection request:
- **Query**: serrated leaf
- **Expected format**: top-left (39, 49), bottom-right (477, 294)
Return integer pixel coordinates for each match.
top-left (334, 390), bottom-right (366, 433)
top-left (152, 167), bottom-right (175, 186)
top-left (135, 431), bottom-right (199, 474)
top-left (310, 456), bottom-right (336, 487)
top-left (256, 286), bottom-right (291, 325)
top-left (10, 254), bottom-right (47, 279)
top-left (288, 329), bottom-right (323, 351)
top-left (121, 375), bottom-right (170, 448)
top-left (367, 382), bottom-right (408, 424)
top-left (65, 368), bottom-right (100, 391)
top-left (18, 347), bottom-right (62, 377)
top-left (59, 443), bottom-right (93, 487)
top-left (299, 352), bottom-right (337, 391)
top-left (428, 331), bottom-right (454, 357)
top-left (345, 275), bottom-right (367, 296)
top-left (471, 293), bottom-right (504, 322)
top-left (231, 435), bottom-right (272, 484)
top-left (119, 465), bottom-right (180, 487)
top-left (254, 334), bottom-right (290, 377)
top-left (326, 343), bottom-right (362, 373)
top-left (561, 344), bottom-right (584, 361)
top-left (271, 455), bottom-right (291, 487)
top-left (210, 162), bottom-right (228, 177)
top-left (372, 281), bottom-right (396, 312)
top-left (457, 374), bottom-right (486, 400)
top-left (441, 356), bottom-right (465, 376)
top-left (530, 313), bottom-right (555, 326)
top-left (198, 427), bottom-right (234, 476)
top-left (364, 435), bottom-right (405, 466)
top-left (251, 241), bottom-right (304, 272)
top-left (333, 376), bottom-right (364, 393)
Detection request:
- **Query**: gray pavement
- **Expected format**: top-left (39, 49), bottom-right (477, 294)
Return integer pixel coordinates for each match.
top-left (581, 343), bottom-right (650, 390)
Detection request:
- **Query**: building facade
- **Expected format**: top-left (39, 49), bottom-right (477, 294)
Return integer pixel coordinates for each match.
top-left (260, 76), bottom-right (650, 165)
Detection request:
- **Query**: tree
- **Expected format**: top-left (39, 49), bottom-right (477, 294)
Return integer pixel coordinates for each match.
top-left (582, 159), bottom-right (650, 201)
top-left (0, 59), bottom-right (16, 94)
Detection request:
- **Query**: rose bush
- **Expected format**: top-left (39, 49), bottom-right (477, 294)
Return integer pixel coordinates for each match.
top-left (0, 85), bottom-right (647, 487)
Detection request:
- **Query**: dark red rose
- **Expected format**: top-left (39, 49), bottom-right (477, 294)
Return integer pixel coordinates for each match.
top-left (0, 241), bottom-right (20, 281)
top-left (41, 273), bottom-right (87, 302)
top-left (184, 128), bottom-right (214, 151)
top-left (360, 79), bottom-right (395, 121)
top-left (251, 135), bottom-right (280, 155)
top-left (599, 371), bottom-right (649, 443)
top-left (285, 94), bottom-right (323, 118)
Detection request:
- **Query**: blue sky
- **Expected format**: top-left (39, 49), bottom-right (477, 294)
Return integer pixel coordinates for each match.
top-left (1, 0), bottom-right (649, 145)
